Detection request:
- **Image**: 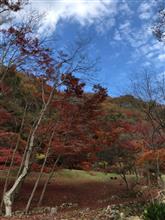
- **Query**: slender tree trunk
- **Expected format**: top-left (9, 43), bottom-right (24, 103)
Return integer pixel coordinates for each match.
top-left (3, 156), bottom-right (30, 216)
top-left (0, 105), bottom-right (27, 211)
top-left (3, 194), bottom-right (12, 217)
top-left (121, 173), bottom-right (129, 191)
top-left (25, 147), bottom-right (50, 213)
top-left (134, 167), bottom-right (139, 184)
top-left (37, 115), bottom-right (74, 207)
top-left (156, 150), bottom-right (163, 187)
top-left (25, 127), bottom-right (57, 213)
top-left (3, 100), bottom-right (50, 216)
top-left (147, 170), bottom-right (151, 186)
top-left (4, 84), bottom-right (56, 217)
top-left (37, 155), bottom-right (60, 207)
top-left (16, 126), bottom-right (33, 179)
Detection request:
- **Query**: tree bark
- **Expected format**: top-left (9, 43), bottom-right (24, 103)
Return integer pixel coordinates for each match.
top-left (0, 105), bottom-right (27, 212)
top-left (25, 126), bottom-right (57, 213)
top-left (25, 147), bottom-right (50, 213)
top-left (3, 156), bottom-right (30, 216)
top-left (3, 94), bottom-right (53, 216)
top-left (37, 155), bottom-right (60, 207)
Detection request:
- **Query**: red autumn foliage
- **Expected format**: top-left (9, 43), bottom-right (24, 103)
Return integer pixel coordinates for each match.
top-left (0, 108), bottom-right (12, 125)
top-left (34, 79), bottom-right (108, 170)
top-left (0, 148), bottom-right (21, 166)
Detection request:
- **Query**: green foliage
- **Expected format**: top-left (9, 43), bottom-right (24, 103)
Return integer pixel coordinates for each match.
top-left (112, 94), bottom-right (143, 109)
top-left (143, 202), bottom-right (165, 220)
top-left (105, 112), bottom-right (124, 122)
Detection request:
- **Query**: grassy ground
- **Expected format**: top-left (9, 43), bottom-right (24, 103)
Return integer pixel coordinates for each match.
top-left (0, 169), bottom-right (119, 183)
top-left (51, 169), bottom-right (118, 183)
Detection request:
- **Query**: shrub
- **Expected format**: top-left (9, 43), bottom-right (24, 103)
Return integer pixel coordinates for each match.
top-left (143, 202), bottom-right (165, 220)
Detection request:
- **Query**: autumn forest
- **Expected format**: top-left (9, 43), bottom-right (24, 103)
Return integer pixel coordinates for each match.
top-left (1, 1), bottom-right (165, 220)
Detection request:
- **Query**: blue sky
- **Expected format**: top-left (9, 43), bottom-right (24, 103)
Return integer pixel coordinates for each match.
top-left (16, 0), bottom-right (165, 96)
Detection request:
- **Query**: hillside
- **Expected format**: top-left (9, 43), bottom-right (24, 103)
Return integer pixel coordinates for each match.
top-left (0, 70), bottom-right (145, 133)
top-left (1, 67), bottom-right (165, 220)
top-left (0, 69), bottom-right (146, 169)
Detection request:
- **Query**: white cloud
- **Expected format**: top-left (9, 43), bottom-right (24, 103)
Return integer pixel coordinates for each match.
top-left (112, 0), bottom-right (165, 69)
top-left (118, 0), bottom-right (133, 17)
top-left (158, 54), bottom-right (165, 61)
top-left (119, 21), bottom-right (130, 31)
top-left (113, 30), bottom-right (122, 41)
top-left (17, 0), bottom-right (117, 34)
top-left (146, 51), bottom-right (155, 59)
top-left (139, 12), bottom-right (151, 20)
top-left (138, 2), bottom-right (154, 20)
top-left (138, 2), bottom-right (151, 12)
top-left (10, 0), bottom-right (164, 70)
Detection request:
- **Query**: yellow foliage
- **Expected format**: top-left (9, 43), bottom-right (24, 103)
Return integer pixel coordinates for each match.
top-left (36, 153), bottom-right (45, 160)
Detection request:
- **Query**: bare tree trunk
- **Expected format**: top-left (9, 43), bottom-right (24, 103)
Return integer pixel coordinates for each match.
top-left (25, 147), bottom-right (50, 213)
top-left (3, 194), bottom-right (12, 217)
top-left (25, 126), bottom-right (57, 213)
top-left (16, 126), bottom-right (34, 179)
top-left (134, 167), bottom-right (139, 184)
top-left (3, 155), bottom-right (30, 216)
top-left (3, 91), bottom-right (53, 216)
top-left (147, 170), bottom-right (151, 186)
top-left (0, 105), bottom-right (27, 211)
top-left (37, 114), bottom-right (75, 207)
top-left (121, 173), bottom-right (129, 191)
top-left (37, 155), bottom-right (60, 207)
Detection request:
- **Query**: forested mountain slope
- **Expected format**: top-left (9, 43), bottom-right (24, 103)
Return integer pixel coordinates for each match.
top-left (0, 69), bottom-right (147, 170)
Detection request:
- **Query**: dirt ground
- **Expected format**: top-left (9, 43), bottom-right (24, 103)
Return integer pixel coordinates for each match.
top-left (0, 178), bottom-right (129, 209)
top-left (0, 174), bottom-right (157, 219)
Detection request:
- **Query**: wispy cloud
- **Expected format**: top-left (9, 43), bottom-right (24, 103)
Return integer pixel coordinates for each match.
top-left (111, 0), bottom-right (165, 69)
top-left (138, 1), bottom-right (156, 20)
top-left (158, 54), bottom-right (165, 61)
top-left (10, 0), bottom-right (165, 75)
top-left (118, 0), bottom-right (133, 17)
top-left (18, 0), bottom-right (117, 34)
